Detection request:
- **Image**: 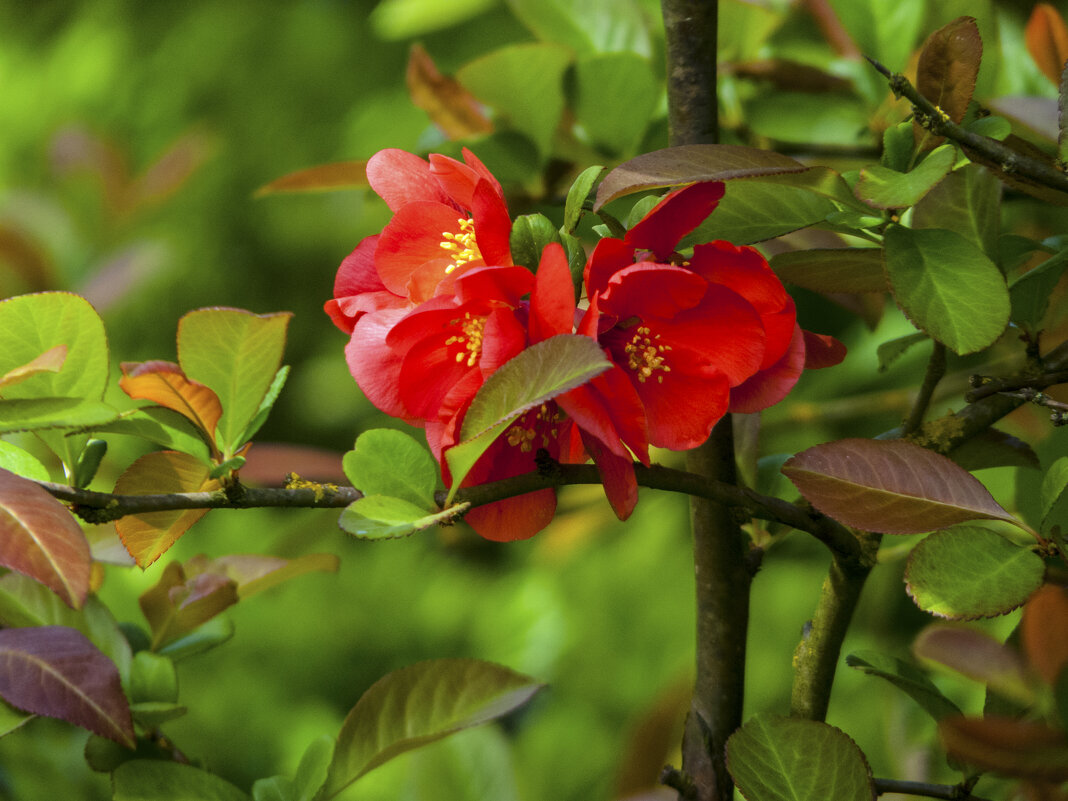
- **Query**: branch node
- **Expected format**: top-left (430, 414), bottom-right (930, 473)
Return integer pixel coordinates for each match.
top-left (660, 765), bottom-right (698, 800)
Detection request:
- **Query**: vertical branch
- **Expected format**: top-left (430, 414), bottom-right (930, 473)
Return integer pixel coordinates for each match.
top-left (903, 342), bottom-right (947, 436)
top-left (662, 0), bottom-right (719, 146)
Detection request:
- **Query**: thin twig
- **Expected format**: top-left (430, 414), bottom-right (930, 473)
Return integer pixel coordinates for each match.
top-left (903, 342), bottom-right (946, 435)
top-left (874, 777), bottom-right (992, 801)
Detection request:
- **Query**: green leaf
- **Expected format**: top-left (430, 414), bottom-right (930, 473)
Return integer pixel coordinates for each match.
top-left (368, 0), bottom-right (497, 39)
top-left (683, 179), bottom-right (835, 245)
top-left (563, 165), bottom-right (604, 234)
top-left (912, 164), bottom-right (1003, 259)
top-left (846, 650), bottom-right (963, 721)
top-left (883, 225), bottom-right (1010, 355)
top-left (445, 334), bottom-right (611, 498)
top-left (408, 726), bottom-right (521, 801)
top-left (235, 365), bottom-right (290, 447)
top-left (322, 658), bottom-right (543, 798)
top-left (177, 308), bottom-right (292, 455)
top-left (343, 429), bottom-right (438, 509)
top-left (905, 526), bottom-right (1046, 619)
top-left (745, 92), bottom-right (870, 147)
top-left (209, 455), bottom-right (246, 479)
top-left (0, 441), bottom-right (50, 481)
top-left (725, 713), bottom-right (875, 801)
top-left (252, 776), bottom-right (295, 801)
top-left (572, 53), bottom-right (658, 155)
top-left (882, 121), bottom-right (914, 171)
top-left (338, 496), bottom-right (468, 541)
top-left (293, 735), bottom-right (333, 801)
top-left (770, 248), bottom-right (887, 295)
top-left (113, 761), bottom-right (250, 801)
top-left (506, 0), bottom-right (651, 56)
top-left (854, 144), bottom-right (956, 209)
top-left (947, 429), bottom-right (1040, 472)
top-left (876, 332), bottom-right (929, 372)
top-left (0, 397), bottom-right (119, 434)
top-left (71, 438), bottom-right (107, 489)
top-left (1041, 455), bottom-right (1068, 535)
top-left (129, 701), bottom-right (187, 728)
top-left (1009, 246), bottom-right (1068, 332)
top-left (509, 214), bottom-right (561, 272)
top-left (156, 615), bottom-right (234, 662)
top-left (0, 292), bottom-right (109, 402)
top-left (92, 407), bottom-right (213, 464)
top-left (129, 651), bottom-right (178, 704)
top-left (456, 44), bottom-right (572, 158)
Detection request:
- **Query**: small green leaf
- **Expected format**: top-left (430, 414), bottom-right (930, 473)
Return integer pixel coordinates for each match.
top-left (563, 165), bottom-right (604, 234)
top-left (252, 776), bottom-right (295, 801)
top-left (445, 335), bottom-right (611, 499)
top-left (1041, 455), bottom-right (1068, 535)
top-left (209, 455), bottom-right (246, 479)
top-left (572, 53), bottom-right (658, 155)
top-left (725, 714), bottom-right (875, 801)
top-left (156, 615), bottom-right (234, 662)
top-left (905, 526), bottom-right (1046, 619)
top-left (343, 429), bottom-right (438, 509)
top-left (129, 652), bottom-right (178, 704)
top-left (967, 115), bottom-right (1011, 141)
top-left (322, 658), bottom-right (543, 798)
top-left (877, 332), bottom-right (929, 372)
top-left (293, 735), bottom-right (333, 801)
top-left (177, 308), bottom-right (291, 456)
top-left (855, 144), bottom-right (956, 209)
top-left (846, 650), bottom-right (963, 721)
top-left (338, 496), bottom-right (468, 540)
top-left (129, 701), bottom-right (187, 728)
top-left (883, 225), bottom-right (1010, 355)
top-left (93, 407), bottom-right (213, 464)
top-left (1009, 246), bottom-right (1068, 332)
top-left (71, 438), bottom-right (107, 489)
top-left (113, 761), bottom-right (251, 801)
top-left (509, 214), bottom-right (561, 272)
top-left (0, 441), bottom-right (50, 482)
top-left (882, 121), bottom-right (914, 171)
top-left (235, 365), bottom-right (290, 447)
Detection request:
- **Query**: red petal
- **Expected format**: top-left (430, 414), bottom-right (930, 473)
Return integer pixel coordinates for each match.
top-left (624, 182), bottom-right (725, 260)
top-left (478, 308), bottom-right (527, 375)
top-left (558, 365), bottom-right (649, 465)
top-left (346, 309), bottom-right (411, 421)
top-left (600, 264), bottom-right (709, 318)
top-left (802, 330), bottom-right (847, 368)
top-left (367, 149), bottom-right (453, 212)
top-left (460, 147), bottom-right (504, 198)
top-left (375, 201), bottom-right (471, 297)
top-left (581, 429), bottom-right (639, 520)
top-left (334, 235), bottom-right (384, 298)
top-left (530, 243), bottom-right (576, 343)
top-left (464, 491), bottom-right (557, 541)
top-left (729, 324), bottom-right (806, 413)
top-left (470, 179), bottom-right (513, 266)
top-left (585, 237), bottom-right (636, 298)
top-left (454, 265), bottom-right (533, 306)
top-left (640, 369), bottom-right (730, 450)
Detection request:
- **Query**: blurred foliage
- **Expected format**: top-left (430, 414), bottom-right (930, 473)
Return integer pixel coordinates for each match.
top-left (1, 0), bottom-right (1067, 799)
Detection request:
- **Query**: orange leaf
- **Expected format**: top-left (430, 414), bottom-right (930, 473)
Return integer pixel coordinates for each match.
top-left (406, 44), bottom-right (493, 140)
top-left (0, 345), bottom-right (67, 391)
top-left (113, 451), bottom-right (219, 568)
top-left (255, 161), bottom-right (369, 196)
top-left (138, 561), bottom-right (238, 649)
top-left (914, 16), bottom-right (982, 149)
top-left (119, 360), bottom-right (222, 445)
top-left (0, 468), bottom-right (90, 609)
top-left (1022, 585), bottom-right (1068, 686)
top-left (939, 716), bottom-right (1068, 781)
top-left (1027, 3), bottom-right (1068, 87)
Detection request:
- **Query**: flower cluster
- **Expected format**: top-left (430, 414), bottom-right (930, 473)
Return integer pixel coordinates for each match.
top-left (328, 149), bottom-right (844, 541)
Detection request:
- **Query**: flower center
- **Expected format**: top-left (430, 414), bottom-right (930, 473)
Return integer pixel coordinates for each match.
top-left (444, 312), bottom-right (486, 367)
top-left (440, 217), bottom-right (482, 273)
top-left (505, 404), bottom-right (562, 452)
top-left (624, 325), bottom-right (671, 383)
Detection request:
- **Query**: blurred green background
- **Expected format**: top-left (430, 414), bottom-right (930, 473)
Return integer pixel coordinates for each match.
top-left (0, 0), bottom-right (1061, 799)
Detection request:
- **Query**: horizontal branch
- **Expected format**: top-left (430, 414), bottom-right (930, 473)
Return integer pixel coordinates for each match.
top-left (874, 777), bottom-right (991, 801)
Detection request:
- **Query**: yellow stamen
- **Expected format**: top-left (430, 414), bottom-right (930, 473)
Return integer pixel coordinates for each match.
top-left (440, 217), bottom-right (482, 273)
top-left (443, 312), bottom-right (487, 368)
top-left (623, 325), bottom-right (672, 384)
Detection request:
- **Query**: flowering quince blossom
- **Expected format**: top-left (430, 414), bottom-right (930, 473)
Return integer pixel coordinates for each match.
top-left (327, 149), bottom-right (844, 541)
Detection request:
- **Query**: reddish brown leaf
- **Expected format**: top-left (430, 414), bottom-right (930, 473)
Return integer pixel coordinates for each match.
top-left (0, 626), bottom-right (134, 747)
top-left (593, 145), bottom-right (808, 209)
top-left (782, 438), bottom-right (1018, 534)
top-left (913, 625), bottom-right (1032, 701)
top-left (127, 129), bottom-right (215, 211)
top-left (113, 451), bottom-right (219, 568)
top-left (1022, 585), bottom-right (1068, 686)
top-left (939, 717), bottom-right (1068, 781)
top-left (0, 468), bottom-right (90, 609)
top-left (0, 345), bottom-right (67, 391)
top-left (728, 59), bottom-right (853, 93)
top-left (184, 552), bottom-right (339, 599)
top-left (914, 17), bottom-right (982, 149)
top-left (1027, 4), bottom-right (1068, 87)
top-left (239, 442), bottom-right (345, 486)
top-left (139, 561), bottom-right (238, 649)
top-left (119, 360), bottom-right (222, 445)
top-left (255, 161), bottom-right (369, 196)
top-left (407, 44), bottom-right (493, 140)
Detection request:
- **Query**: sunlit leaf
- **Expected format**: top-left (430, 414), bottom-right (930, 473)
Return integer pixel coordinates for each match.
top-left (1021, 585), bottom-right (1068, 686)
top-left (0, 345), bottom-right (66, 391)
top-left (370, 0), bottom-right (497, 39)
top-left (0, 397), bottom-right (119, 434)
top-left (725, 714), bottom-right (875, 801)
top-left (119, 360), bottom-right (223, 445)
top-left (343, 428), bottom-right (438, 509)
top-left (914, 16), bottom-right (982, 149)
top-left (256, 162), bottom-right (369, 196)
top-left (445, 335), bottom-right (611, 499)
top-left (782, 438), bottom-right (1019, 534)
top-left (405, 44), bottom-right (492, 140)
top-left (883, 225), bottom-right (1009, 355)
top-left (235, 365), bottom-right (289, 447)
top-left (770, 248), bottom-right (887, 294)
top-left (914, 625), bottom-right (1033, 705)
top-left (0, 468), bottom-right (90, 609)
top-left (594, 144), bottom-right (808, 209)
top-left (939, 717), bottom-right (1068, 781)
top-left (563, 165), bottom-right (604, 235)
top-left (113, 451), bottom-right (220, 568)
top-left (846, 651), bottom-right (962, 721)
top-left (854, 144), bottom-right (955, 209)
top-left (177, 308), bottom-right (291, 454)
top-left (139, 561), bottom-right (239, 650)
top-left (1026, 3), bottom-right (1068, 87)
top-left (1009, 246), bottom-right (1068, 333)
top-left (338, 496), bottom-right (468, 540)
top-left (905, 526), bottom-right (1045, 619)
top-left (113, 760), bottom-right (250, 801)
top-left (93, 407), bottom-right (213, 464)
top-left (0, 441), bottom-right (50, 482)
top-left (0, 626), bottom-right (134, 747)
top-left (322, 658), bottom-right (543, 798)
